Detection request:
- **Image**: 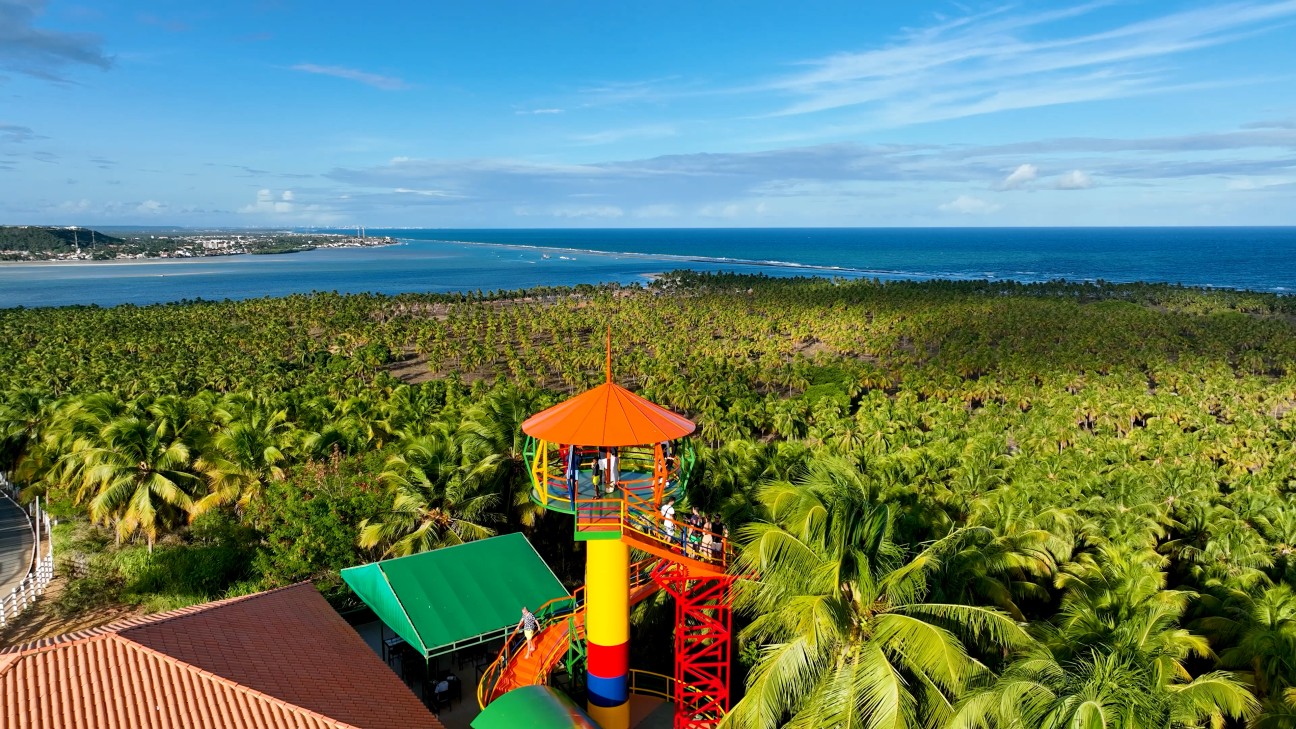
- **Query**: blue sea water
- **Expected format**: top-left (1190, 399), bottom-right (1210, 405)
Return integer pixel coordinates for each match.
top-left (0, 227), bottom-right (1292, 309)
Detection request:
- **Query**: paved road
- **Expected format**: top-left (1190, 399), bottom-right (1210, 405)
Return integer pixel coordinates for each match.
top-left (0, 496), bottom-right (34, 599)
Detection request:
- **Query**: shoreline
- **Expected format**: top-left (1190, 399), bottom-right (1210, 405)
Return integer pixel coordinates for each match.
top-left (409, 236), bottom-right (893, 279)
top-left (408, 237), bottom-right (1295, 295)
top-left (0, 241), bottom-right (400, 268)
top-left (0, 234), bottom-right (1290, 299)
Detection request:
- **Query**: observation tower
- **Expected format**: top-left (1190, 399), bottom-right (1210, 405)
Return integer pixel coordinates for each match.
top-left (477, 334), bottom-right (737, 729)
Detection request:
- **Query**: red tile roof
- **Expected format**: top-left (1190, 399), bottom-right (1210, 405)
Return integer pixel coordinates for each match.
top-left (0, 583), bottom-right (445, 729)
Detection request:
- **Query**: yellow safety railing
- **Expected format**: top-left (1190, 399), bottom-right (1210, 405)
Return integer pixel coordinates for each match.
top-left (531, 442), bottom-right (690, 507)
top-left (477, 586), bottom-right (585, 709)
top-left (619, 497), bottom-right (735, 570)
top-left (627, 669), bottom-right (675, 701)
top-left (477, 558), bottom-right (659, 709)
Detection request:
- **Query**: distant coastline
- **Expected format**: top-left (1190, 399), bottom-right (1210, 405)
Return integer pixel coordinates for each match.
top-left (1, 228), bottom-right (1293, 309)
top-left (0, 239), bottom-right (401, 266)
top-left (0, 226), bottom-right (397, 264)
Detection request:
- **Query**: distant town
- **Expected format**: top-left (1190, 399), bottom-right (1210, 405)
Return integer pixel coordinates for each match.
top-left (0, 226), bottom-right (395, 262)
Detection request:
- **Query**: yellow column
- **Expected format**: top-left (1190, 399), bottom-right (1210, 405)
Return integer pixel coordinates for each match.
top-left (585, 539), bottom-right (630, 729)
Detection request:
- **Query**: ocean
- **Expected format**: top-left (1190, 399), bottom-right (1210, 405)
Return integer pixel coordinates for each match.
top-left (0, 227), bottom-right (1292, 309)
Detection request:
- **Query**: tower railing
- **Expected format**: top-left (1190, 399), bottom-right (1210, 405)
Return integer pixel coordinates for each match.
top-left (477, 558), bottom-right (658, 708)
top-left (527, 438), bottom-right (696, 510)
top-left (617, 498), bottom-right (736, 572)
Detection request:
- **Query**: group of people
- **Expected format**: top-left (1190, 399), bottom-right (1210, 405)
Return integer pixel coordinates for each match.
top-left (559, 444), bottom-right (623, 497)
top-left (658, 497), bottom-right (727, 562)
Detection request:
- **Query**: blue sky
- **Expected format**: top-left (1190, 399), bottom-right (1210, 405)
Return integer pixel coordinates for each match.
top-left (2, 0), bottom-right (1295, 227)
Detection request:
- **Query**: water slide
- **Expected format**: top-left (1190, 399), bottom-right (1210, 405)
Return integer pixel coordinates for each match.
top-left (478, 558), bottom-right (660, 706)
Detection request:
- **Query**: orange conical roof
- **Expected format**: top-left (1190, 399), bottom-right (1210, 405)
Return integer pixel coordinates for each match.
top-left (522, 381), bottom-right (695, 447)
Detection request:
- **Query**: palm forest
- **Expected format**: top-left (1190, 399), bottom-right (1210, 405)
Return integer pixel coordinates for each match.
top-left (2, 271), bottom-right (1296, 728)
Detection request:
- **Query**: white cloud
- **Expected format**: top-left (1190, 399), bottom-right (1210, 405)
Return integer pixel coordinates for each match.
top-left (549, 205), bottom-right (624, 218)
top-left (1224, 176), bottom-right (1293, 190)
top-left (1056, 170), bottom-right (1095, 189)
top-left (136, 199), bottom-right (165, 214)
top-left (290, 63), bottom-right (409, 90)
top-left (238, 188), bottom-right (341, 223)
top-left (56, 199), bottom-right (92, 212)
top-left (939, 195), bottom-right (1002, 215)
top-left (323, 125), bottom-right (1296, 219)
top-left (394, 187), bottom-right (458, 198)
top-left (633, 204), bottom-right (678, 218)
top-left (516, 108), bottom-right (564, 115)
top-left (241, 188), bottom-right (292, 213)
top-left (571, 125), bottom-right (676, 145)
top-left (762, 1), bottom-right (1296, 128)
top-left (699, 203), bottom-right (743, 218)
top-left (998, 163), bottom-right (1038, 190)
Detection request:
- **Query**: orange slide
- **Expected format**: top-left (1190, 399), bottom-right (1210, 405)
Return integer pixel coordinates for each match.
top-left (478, 560), bottom-right (659, 706)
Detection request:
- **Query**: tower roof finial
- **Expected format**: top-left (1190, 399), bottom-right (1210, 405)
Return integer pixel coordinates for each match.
top-left (605, 325), bottom-right (612, 383)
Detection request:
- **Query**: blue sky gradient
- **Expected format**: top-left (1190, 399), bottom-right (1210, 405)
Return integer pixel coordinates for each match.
top-left (2, 0), bottom-right (1295, 227)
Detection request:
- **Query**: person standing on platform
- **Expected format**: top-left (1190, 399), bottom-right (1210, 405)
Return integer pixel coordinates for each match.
top-left (608, 446), bottom-right (620, 491)
top-left (661, 496), bottom-right (676, 544)
top-left (598, 447), bottom-right (614, 495)
top-left (566, 444), bottom-right (579, 508)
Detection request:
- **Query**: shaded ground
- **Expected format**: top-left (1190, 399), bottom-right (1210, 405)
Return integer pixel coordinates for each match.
top-left (0, 573), bottom-right (149, 648)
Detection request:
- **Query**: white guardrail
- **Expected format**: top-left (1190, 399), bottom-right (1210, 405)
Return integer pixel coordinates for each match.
top-left (1, 475), bottom-right (55, 628)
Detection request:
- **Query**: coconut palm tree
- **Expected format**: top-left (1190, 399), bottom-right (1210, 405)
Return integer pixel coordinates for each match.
top-left (358, 431), bottom-right (498, 556)
top-left (193, 407), bottom-right (291, 513)
top-left (0, 388), bottom-right (51, 479)
top-left (1198, 584), bottom-right (1296, 703)
top-left (955, 543), bottom-right (1259, 728)
top-left (722, 476), bottom-right (1031, 729)
top-left (81, 415), bottom-right (204, 550)
top-left (456, 387), bottom-right (543, 528)
top-left (951, 641), bottom-right (1257, 729)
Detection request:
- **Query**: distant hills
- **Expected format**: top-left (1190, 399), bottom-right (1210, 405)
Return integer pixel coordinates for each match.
top-left (0, 226), bottom-right (125, 255)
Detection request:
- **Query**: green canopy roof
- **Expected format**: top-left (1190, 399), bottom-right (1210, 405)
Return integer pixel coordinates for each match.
top-left (472, 685), bottom-right (599, 729)
top-left (341, 533), bottom-right (568, 657)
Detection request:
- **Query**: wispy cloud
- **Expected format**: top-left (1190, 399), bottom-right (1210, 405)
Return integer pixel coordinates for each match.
top-left (0, 122), bottom-right (41, 143)
top-left (324, 122), bottom-right (1296, 216)
top-left (763, 1), bottom-right (1296, 127)
top-left (204, 162), bottom-right (315, 179)
top-left (571, 124), bottom-right (676, 145)
top-left (290, 63), bottom-right (409, 90)
top-left (997, 163), bottom-right (1038, 190)
top-left (1243, 118), bottom-right (1296, 130)
top-left (515, 108), bottom-right (564, 115)
top-left (0, 0), bottom-right (112, 83)
top-left (576, 77), bottom-right (681, 107)
top-left (138, 13), bottom-right (189, 33)
top-left (940, 195), bottom-right (1001, 215)
top-left (1056, 170), bottom-right (1095, 190)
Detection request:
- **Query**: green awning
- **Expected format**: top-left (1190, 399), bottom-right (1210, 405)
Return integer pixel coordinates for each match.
top-left (472, 685), bottom-right (599, 729)
top-left (341, 533), bottom-right (569, 657)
